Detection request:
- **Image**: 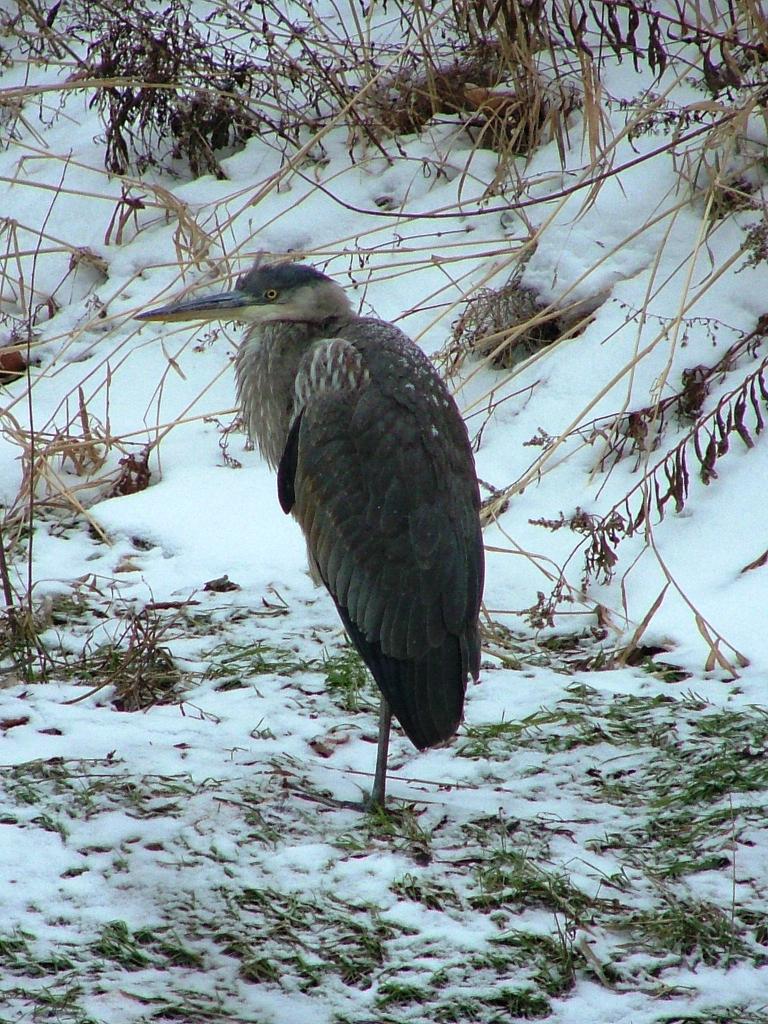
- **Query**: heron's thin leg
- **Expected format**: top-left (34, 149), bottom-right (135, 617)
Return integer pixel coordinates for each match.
top-left (369, 697), bottom-right (392, 808)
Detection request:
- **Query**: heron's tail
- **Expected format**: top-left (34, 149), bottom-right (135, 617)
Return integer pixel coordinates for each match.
top-left (335, 606), bottom-right (475, 749)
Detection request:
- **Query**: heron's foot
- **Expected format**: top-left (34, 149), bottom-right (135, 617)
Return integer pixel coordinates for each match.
top-left (363, 792), bottom-right (387, 814)
top-left (366, 777), bottom-right (387, 811)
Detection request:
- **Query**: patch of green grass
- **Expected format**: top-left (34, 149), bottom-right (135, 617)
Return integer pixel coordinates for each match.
top-left (364, 803), bottom-right (435, 862)
top-left (116, 987), bottom-right (235, 1021)
top-left (335, 801), bottom-right (435, 863)
top-left (485, 931), bottom-right (577, 996)
top-left (459, 685), bottom-right (712, 761)
top-left (469, 849), bottom-right (593, 919)
top-left (30, 812), bottom-right (69, 839)
top-left (433, 1000), bottom-right (485, 1023)
top-left (239, 952), bottom-right (281, 983)
top-left (406, 981), bottom-right (552, 1023)
top-left (91, 920), bottom-right (206, 976)
top-left (3, 980), bottom-right (98, 1023)
top-left (737, 909), bottom-right (768, 947)
top-left (376, 979), bottom-right (430, 1007)
top-left (92, 920), bottom-right (153, 969)
top-left (457, 704), bottom-right (594, 759)
top-left (239, 798), bottom-right (291, 847)
top-left (460, 685), bottom-right (768, 884)
top-left (2, 683), bottom-right (767, 1023)
top-left (0, 929), bottom-right (32, 961)
top-left (155, 935), bottom-right (205, 969)
top-left (219, 884), bottom-right (404, 991)
top-left (2, 757), bottom-right (216, 825)
top-left (205, 639), bottom-right (313, 690)
top-left (621, 896), bottom-right (755, 966)
top-left (323, 645), bottom-right (376, 712)
top-left (486, 986), bottom-right (551, 1018)
top-left (458, 813), bottom-right (592, 923)
top-left (0, 928), bottom-right (75, 977)
top-left (391, 872), bottom-right (461, 910)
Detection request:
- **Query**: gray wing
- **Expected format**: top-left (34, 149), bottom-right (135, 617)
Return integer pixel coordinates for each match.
top-left (278, 333), bottom-right (484, 750)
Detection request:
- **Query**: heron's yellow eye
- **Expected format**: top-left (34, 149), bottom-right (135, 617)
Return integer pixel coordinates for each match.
top-left (265, 288), bottom-right (279, 300)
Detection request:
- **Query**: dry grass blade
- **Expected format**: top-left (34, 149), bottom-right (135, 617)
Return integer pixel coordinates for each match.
top-left (63, 607), bottom-right (183, 710)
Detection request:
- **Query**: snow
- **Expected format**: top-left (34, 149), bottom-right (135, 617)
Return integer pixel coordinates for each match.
top-left (1, 2), bottom-right (768, 1022)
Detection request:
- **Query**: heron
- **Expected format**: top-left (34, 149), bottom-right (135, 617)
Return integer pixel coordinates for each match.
top-left (136, 262), bottom-right (484, 806)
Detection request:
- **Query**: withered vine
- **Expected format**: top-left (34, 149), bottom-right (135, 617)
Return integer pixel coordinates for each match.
top-left (5, 0), bottom-right (767, 176)
top-left (541, 317), bottom-right (768, 585)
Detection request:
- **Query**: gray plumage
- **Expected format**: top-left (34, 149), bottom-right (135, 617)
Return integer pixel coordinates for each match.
top-left (137, 262), bottom-right (484, 802)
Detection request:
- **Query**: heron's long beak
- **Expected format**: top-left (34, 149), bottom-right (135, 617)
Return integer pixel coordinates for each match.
top-left (135, 289), bottom-right (253, 323)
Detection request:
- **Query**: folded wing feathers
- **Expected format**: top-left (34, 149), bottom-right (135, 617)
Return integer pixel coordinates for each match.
top-left (283, 333), bottom-right (483, 749)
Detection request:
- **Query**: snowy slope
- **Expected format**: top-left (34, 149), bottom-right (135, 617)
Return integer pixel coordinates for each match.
top-left (1, 2), bottom-right (767, 1022)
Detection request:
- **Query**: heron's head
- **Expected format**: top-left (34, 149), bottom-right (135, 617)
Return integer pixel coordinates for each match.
top-left (135, 263), bottom-right (353, 326)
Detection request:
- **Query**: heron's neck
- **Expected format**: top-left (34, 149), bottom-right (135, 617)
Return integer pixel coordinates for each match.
top-left (234, 317), bottom-right (353, 467)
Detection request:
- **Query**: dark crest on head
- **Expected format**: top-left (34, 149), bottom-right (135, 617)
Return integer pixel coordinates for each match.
top-left (236, 262), bottom-right (331, 295)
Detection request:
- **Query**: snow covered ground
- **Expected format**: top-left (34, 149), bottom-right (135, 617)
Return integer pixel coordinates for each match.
top-left (1, 2), bottom-right (767, 1021)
